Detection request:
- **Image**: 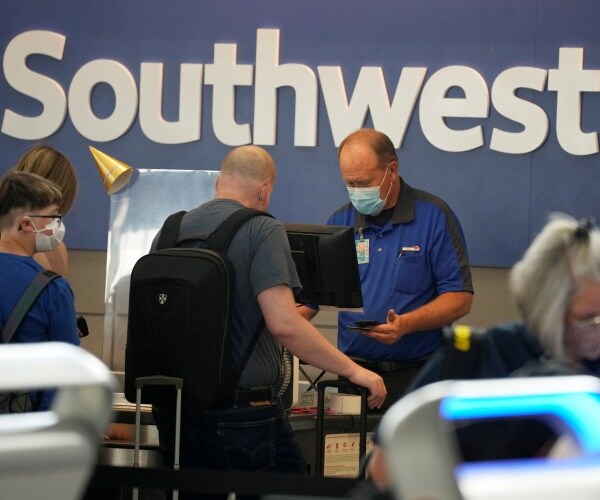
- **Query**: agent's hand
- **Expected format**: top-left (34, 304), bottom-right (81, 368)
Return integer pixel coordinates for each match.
top-left (348, 368), bottom-right (387, 409)
top-left (359, 309), bottom-right (406, 345)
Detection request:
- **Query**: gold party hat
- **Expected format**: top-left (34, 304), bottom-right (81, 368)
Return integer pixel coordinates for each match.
top-left (89, 146), bottom-right (134, 195)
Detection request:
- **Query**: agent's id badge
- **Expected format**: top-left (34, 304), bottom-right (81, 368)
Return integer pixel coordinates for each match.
top-left (356, 239), bottom-right (369, 264)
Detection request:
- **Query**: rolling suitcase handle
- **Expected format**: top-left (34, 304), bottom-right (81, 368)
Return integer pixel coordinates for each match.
top-left (134, 376), bottom-right (183, 500)
top-left (315, 380), bottom-right (368, 477)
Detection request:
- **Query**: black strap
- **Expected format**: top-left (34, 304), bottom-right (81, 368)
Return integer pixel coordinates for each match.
top-left (2, 270), bottom-right (59, 344)
top-left (441, 325), bottom-right (486, 380)
top-left (233, 318), bottom-right (266, 383)
top-left (154, 207), bottom-right (275, 390)
top-left (208, 207), bottom-right (272, 252)
top-left (208, 208), bottom-right (273, 384)
top-left (157, 208), bottom-right (272, 253)
top-left (156, 210), bottom-right (186, 250)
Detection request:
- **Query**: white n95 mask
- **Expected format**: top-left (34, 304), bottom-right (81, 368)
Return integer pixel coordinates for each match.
top-left (30, 217), bottom-right (66, 253)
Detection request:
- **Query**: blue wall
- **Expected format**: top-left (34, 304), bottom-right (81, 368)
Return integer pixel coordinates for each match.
top-left (1, 0), bottom-right (599, 267)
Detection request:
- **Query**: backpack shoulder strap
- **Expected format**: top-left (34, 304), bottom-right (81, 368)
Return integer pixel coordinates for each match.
top-left (208, 208), bottom-right (274, 253)
top-left (207, 208), bottom-right (274, 384)
top-left (2, 270), bottom-right (60, 344)
top-left (156, 211), bottom-right (187, 250)
top-left (233, 319), bottom-right (266, 383)
top-left (441, 325), bottom-right (486, 379)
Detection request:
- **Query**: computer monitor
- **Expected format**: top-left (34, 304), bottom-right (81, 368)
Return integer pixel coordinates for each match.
top-left (283, 223), bottom-right (363, 310)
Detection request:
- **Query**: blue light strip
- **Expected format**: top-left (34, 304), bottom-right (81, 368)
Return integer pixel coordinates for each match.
top-left (455, 455), bottom-right (600, 484)
top-left (440, 392), bottom-right (600, 454)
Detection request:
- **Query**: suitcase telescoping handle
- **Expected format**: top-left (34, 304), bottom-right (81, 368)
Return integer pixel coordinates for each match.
top-left (315, 380), bottom-right (368, 477)
top-left (134, 376), bottom-right (183, 500)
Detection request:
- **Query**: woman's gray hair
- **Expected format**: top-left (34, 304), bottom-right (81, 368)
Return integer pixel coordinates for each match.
top-left (509, 213), bottom-right (600, 360)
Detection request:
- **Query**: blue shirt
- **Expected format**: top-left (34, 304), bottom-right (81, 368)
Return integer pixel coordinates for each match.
top-left (328, 177), bottom-right (473, 362)
top-left (0, 253), bottom-right (79, 410)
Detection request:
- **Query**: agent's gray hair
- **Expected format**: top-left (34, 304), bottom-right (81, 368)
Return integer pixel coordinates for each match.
top-left (509, 213), bottom-right (600, 359)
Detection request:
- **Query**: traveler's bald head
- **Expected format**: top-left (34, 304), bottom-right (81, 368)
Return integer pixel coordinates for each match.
top-left (216, 146), bottom-right (276, 210)
top-left (220, 145), bottom-right (276, 183)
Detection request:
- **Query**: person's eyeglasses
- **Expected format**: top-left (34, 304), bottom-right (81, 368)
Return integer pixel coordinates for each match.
top-left (27, 214), bottom-right (62, 226)
top-left (569, 316), bottom-right (600, 330)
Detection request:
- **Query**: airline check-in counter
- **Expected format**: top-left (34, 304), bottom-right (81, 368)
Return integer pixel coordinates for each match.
top-left (97, 373), bottom-right (600, 498)
top-left (99, 168), bottom-right (376, 478)
top-left (98, 170), bottom-right (600, 497)
top-left (102, 374), bottom-right (382, 478)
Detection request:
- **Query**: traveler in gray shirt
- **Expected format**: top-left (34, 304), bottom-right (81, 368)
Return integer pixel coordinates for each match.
top-left (151, 145), bottom-right (386, 494)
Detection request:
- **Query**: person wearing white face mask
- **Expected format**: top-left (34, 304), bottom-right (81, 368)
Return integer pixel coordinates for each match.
top-left (12, 144), bottom-right (78, 277)
top-left (300, 128), bottom-right (474, 408)
top-left (0, 171), bottom-right (79, 411)
top-left (29, 213), bottom-right (66, 253)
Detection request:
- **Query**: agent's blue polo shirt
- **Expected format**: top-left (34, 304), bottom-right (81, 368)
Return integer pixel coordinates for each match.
top-left (328, 177), bottom-right (473, 363)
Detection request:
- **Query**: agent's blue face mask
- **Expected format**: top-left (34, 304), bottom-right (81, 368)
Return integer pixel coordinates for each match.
top-left (347, 166), bottom-right (392, 216)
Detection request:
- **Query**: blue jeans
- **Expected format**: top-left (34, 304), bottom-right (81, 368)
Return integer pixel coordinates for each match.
top-left (152, 402), bottom-right (306, 499)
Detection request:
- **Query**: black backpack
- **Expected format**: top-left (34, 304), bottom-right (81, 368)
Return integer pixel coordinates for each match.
top-left (124, 207), bottom-right (272, 410)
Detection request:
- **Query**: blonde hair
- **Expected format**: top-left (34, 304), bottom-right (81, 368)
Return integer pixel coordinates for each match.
top-left (509, 213), bottom-right (600, 359)
top-left (13, 144), bottom-right (77, 214)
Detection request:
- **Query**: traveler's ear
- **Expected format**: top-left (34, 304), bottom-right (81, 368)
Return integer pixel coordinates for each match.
top-left (18, 215), bottom-right (34, 233)
top-left (264, 188), bottom-right (270, 206)
top-left (262, 185), bottom-right (273, 208)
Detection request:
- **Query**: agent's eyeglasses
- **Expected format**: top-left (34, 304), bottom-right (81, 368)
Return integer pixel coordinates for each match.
top-left (27, 214), bottom-right (62, 226)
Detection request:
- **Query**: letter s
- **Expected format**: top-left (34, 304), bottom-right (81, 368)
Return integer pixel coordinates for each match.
top-left (2, 30), bottom-right (67, 139)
